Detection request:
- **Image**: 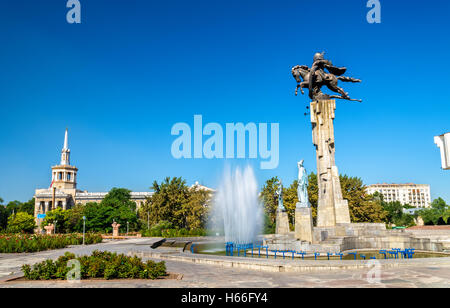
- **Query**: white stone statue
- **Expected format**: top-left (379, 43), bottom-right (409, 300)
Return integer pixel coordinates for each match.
top-left (276, 180), bottom-right (285, 211)
top-left (297, 159), bottom-right (310, 208)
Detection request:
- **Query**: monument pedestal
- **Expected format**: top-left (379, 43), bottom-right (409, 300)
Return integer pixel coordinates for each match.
top-left (276, 209), bottom-right (290, 235)
top-left (295, 204), bottom-right (313, 243)
top-left (310, 100), bottom-right (351, 227)
top-left (112, 222), bottom-right (121, 238)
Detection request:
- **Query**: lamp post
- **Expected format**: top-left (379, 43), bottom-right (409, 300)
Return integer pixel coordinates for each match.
top-left (82, 216), bottom-right (86, 245)
top-left (127, 221), bottom-right (129, 236)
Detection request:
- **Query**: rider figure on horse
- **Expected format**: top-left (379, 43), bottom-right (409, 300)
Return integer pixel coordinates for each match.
top-left (309, 52), bottom-right (349, 100)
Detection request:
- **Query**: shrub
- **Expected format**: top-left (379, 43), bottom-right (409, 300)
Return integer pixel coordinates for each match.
top-left (22, 250), bottom-right (167, 280)
top-left (141, 227), bottom-right (206, 237)
top-left (0, 233), bottom-right (102, 253)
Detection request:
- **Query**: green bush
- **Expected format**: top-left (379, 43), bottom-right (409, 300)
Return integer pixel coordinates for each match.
top-left (141, 226), bottom-right (206, 237)
top-left (22, 250), bottom-right (166, 280)
top-left (0, 233), bottom-right (102, 253)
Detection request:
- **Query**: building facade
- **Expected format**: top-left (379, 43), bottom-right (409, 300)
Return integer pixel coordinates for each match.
top-left (366, 183), bottom-right (432, 208)
top-left (34, 129), bottom-right (153, 228)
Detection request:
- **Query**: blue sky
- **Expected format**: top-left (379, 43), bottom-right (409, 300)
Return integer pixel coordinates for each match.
top-left (0, 0), bottom-right (449, 203)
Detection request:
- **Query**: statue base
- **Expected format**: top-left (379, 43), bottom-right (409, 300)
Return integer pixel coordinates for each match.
top-left (311, 100), bottom-right (351, 227)
top-left (295, 206), bottom-right (313, 243)
top-left (275, 209), bottom-right (290, 235)
top-left (296, 201), bottom-right (310, 209)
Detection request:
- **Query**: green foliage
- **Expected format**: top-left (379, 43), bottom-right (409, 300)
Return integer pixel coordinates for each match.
top-left (339, 175), bottom-right (386, 223)
top-left (260, 173), bottom-right (387, 227)
top-left (259, 177), bottom-right (280, 226)
top-left (22, 250), bottom-right (167, 280)
top-left (139, 177), bottom-right (210, 231)
top-left (307, 173), bottom-right (318, 224)
top-left (64, 204), bottom-right (85, 232)
top-left (0, 198), bottom-right (35, 231)
top-left (418, 198), bottom-right (450, 225)
top-left (0, 204), bottom-right (7, 230)
top-left (0, 233), bottom-right (102, 253)
top-left (262, 212), bottom-right (275, 234)
top-left (6, 212), bottom-right (36, 234)
top-left (82, 188), bottom-right (139, 233)
top-left (376, 194), bottom-right (417, 227)
top-left (42, 208), bottom-right (67, 231)
top-left (141, 227), bottom-right (207, 237)
top-left (6, 198), bottom-right (35, 216)
top-left (22, 250), bottom-right (166, 280)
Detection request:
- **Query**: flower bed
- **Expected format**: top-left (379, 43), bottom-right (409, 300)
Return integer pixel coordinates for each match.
top-left (0, 233), bottom-right (103, 253)
top-left (22, 250), bottom-right (167, 280)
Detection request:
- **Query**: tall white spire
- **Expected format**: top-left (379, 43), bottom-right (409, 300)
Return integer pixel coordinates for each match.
top-left (63, 128), bottom-right (68, 150)
top-left (61, 128), bottom-right (70, 165)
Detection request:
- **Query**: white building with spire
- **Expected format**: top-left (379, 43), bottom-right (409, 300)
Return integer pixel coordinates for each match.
top-left (34, 129), bottom-right (153, 228)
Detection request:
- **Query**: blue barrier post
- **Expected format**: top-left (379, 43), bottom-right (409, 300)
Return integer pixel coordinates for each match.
top-left (360, 255), bottom-right (366, 260)
top-left (296, 251), bottom-right (306, 260)
top-left (190, 244), bottom-right (196, 254)
top-left (271, 250), bottom-right (278, 259)
top-left (266, 246), bottom-right (269, 259)
top-left (314, 252), bottom-right (320, 260)
top-left (349, 252), bottom-right (357, 260)
top-left (327, 252), bottom-right (333, 260)
top-left (335, 252), bottom-right (343, 260)
top-left (370, 256), bottom-right (376, 260)
top-left (291, 250), bottom-right (295, 260)
top-left (281, 251), bottom-right (286, 259)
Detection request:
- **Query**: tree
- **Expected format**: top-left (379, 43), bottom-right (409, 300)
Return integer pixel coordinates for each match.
top-left (6, 212), bottom-right (36, 234)
top-left (140, 177), bottom-right (190, 229)
top-left (0, 198), bottom-right (7, 230)
top-left (283, 180), bottom-right (298, 229)
top-left (307, 173), bottom-right (319, 223)
top-left (81, 188), bottom-right (139, 233)
top-left (182, 187), bottom-right (211, 230)
top-left (418, 198), bottom-right (449, 225)
top-left (42, 208), bottom-right (68, 232)
top-left (5, 198), bottom-right (35, 216)
top-left (260, 177), bottom-right (280, 225)
top-left (64, 204), bottom-right (85, 232)
top-left (339, 175), bottom-right (386, 223)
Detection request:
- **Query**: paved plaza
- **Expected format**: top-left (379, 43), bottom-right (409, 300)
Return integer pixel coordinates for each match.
top-left (0, 238), bottom-right (449, 288)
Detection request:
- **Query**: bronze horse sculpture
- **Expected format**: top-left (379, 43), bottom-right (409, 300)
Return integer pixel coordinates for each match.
top-left (292, 53), bottom-right (362, 102)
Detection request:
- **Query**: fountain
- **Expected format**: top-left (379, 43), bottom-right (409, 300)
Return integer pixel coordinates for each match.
top-left (212, 165), bottom-right (263, 245)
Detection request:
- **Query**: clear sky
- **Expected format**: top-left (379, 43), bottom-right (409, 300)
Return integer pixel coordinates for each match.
top-left (0, 0), bottom-right (449, 203)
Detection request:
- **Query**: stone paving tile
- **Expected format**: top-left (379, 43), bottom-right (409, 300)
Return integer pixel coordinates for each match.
top-left (1, 238), bottom-right (449, 288)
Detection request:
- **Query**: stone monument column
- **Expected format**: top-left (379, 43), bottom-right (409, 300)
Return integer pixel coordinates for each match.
top-left (310, 100), bottom-right (350, 227)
